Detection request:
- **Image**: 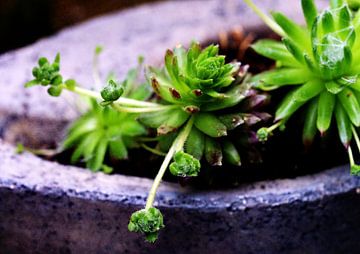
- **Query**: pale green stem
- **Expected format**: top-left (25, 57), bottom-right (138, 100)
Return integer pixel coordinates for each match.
top-left (348, 146), bottom-right (355, 167)
top-left (267, 119), bottom-right (284, 133)
top-left (19, 145), bottom-right (58, 157)
top-left (352, 126), bottom-right (360, 153)
top-left (65, 85), bottom-right (162, 108)
top-left (145, 116), bottom-right (195, 210)
top-left (141, 144), bottom-right (166, 156)
top-left (242, 0), bottom-right (285, 36)
top-left (111, 104), bottom-right (176, 113)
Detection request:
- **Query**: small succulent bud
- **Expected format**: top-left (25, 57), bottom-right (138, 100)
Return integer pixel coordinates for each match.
top-left (47, 86), bottom-right (62, 97)
top-left (169, 151), bottom-right (201, 177)
top-left (256, 127), bottom-right (269, 142)
top-left (128, 207), bottom-right (164, 243)
top-left (25, 53), bottom-right (63, 88)
top-left (100, 79), bottom-right (124, 104)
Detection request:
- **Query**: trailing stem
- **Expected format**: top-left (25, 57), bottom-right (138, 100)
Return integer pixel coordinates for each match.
top-left (256, 119), bottom-right (285, 142)
top-left (242, 0), bottom-right (285, 36)
top-left (145, 116), bottom-right (195, 210)
top-left (349, 126), bottom-right (360, 175)
top-left (64, 85), bottom-right (164, 108)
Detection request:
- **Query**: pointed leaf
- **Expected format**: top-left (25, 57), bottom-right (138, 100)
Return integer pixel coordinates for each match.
top-left (303, 99), bottom-right (318, 146)
top-left (335, 103), bottom-right (352, 147)
top-left (109, 138), bottom-right (128, 160)
top-left (184, 127), bottom-right (205, 160)
top-left (204, 137), bottom-right (222, 166)
top-left (301, 0), bottom-right (318, 30)
top-left (223, 140), bottom-right (241, 166)
top-left (338, 88), bottom-right (360, 126)
top-left (317, 91), bottom-right (335, 133)
top-left (251, 39), bottom-right (300, 66)
top-left (194, 113), bottom-right (227, 137)
top-left (275, 79), bottom-right (324, 120)
top-left (251, 68), bottom-right (312, 90)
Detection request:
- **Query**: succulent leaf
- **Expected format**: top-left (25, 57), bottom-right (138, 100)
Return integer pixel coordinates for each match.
top-left (204, 136), bottom-right (223, 166)
top-left (184, 127), bottom-right (205, 160)
top-left (223, 140), bottom-right (241, 166)
top-left (303, 99), bottom-right (318, 145)
top-left (194, 113), bottom-right (227, 138)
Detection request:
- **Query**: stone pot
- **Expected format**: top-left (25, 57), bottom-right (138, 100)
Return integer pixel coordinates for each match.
top-left (1, 0), bottom-right (359, 253)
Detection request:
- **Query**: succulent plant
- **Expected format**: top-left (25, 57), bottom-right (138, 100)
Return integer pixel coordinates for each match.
top-left (25, 43), bottom-right (270, 242)
top-left (126, 43), bottom-right (270, 241)
top-left (27, 52), bottom-right (152, 173)
top-left (245, 0), bottom-right (360, 174)
top-left (62, 81), bottom-right (150, 172)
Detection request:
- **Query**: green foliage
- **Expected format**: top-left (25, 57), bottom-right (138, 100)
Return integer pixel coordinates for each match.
top-left (62, 66), bottom-right (151, 173)
top-left (63, 98), bottom-right (147, 172)
top-left (128, 207), bottom-right (164, 243)
top-left (148, 42), bottom-right (244, 109)
top-left (347, 0), bottom-right (360, 10)
top-left (146, 43), bottom-right (268, 168)
top-left (169, 151), bottom-right (201, 177)
top-left (248, 0), bottom-right (360, 171)
top-left (25, 43), bottom-right (270, 243)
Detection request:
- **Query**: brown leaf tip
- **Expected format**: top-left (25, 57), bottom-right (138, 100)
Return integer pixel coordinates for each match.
top-left (193, 89), bottom-right (203, 97)
top-left (151, 77), bottom-right (160, 94)
top-left (184, 105), bottom-right (200, 114)
top-left (169, 88), bottom-right (181, 99)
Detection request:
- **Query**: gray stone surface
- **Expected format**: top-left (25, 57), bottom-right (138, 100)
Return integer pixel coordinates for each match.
top-left (1, 140), bottom-right (360, 253)
top-left (1, 0), bottom-right (359, 253)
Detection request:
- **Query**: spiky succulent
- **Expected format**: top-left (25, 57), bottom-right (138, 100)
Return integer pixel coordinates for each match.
top-left (63, 95), bottom-right (149, 173)
top-left (141, 42), bottom-right (266, 167)
top-left (245, 0), bottom-right (360, 174)
top-left (65, 70), bottom-right (151, 173)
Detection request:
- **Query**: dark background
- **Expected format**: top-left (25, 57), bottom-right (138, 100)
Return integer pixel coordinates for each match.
top-left (0, 0), bottom-right (163, 54)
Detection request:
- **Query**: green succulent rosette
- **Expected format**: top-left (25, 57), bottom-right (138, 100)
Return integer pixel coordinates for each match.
top-left (62, 68), bottom-right (151, 173)
top-left (140, 42), bottom-right (269, 168)
top-left (246, 0), bottom-right (360, 174)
